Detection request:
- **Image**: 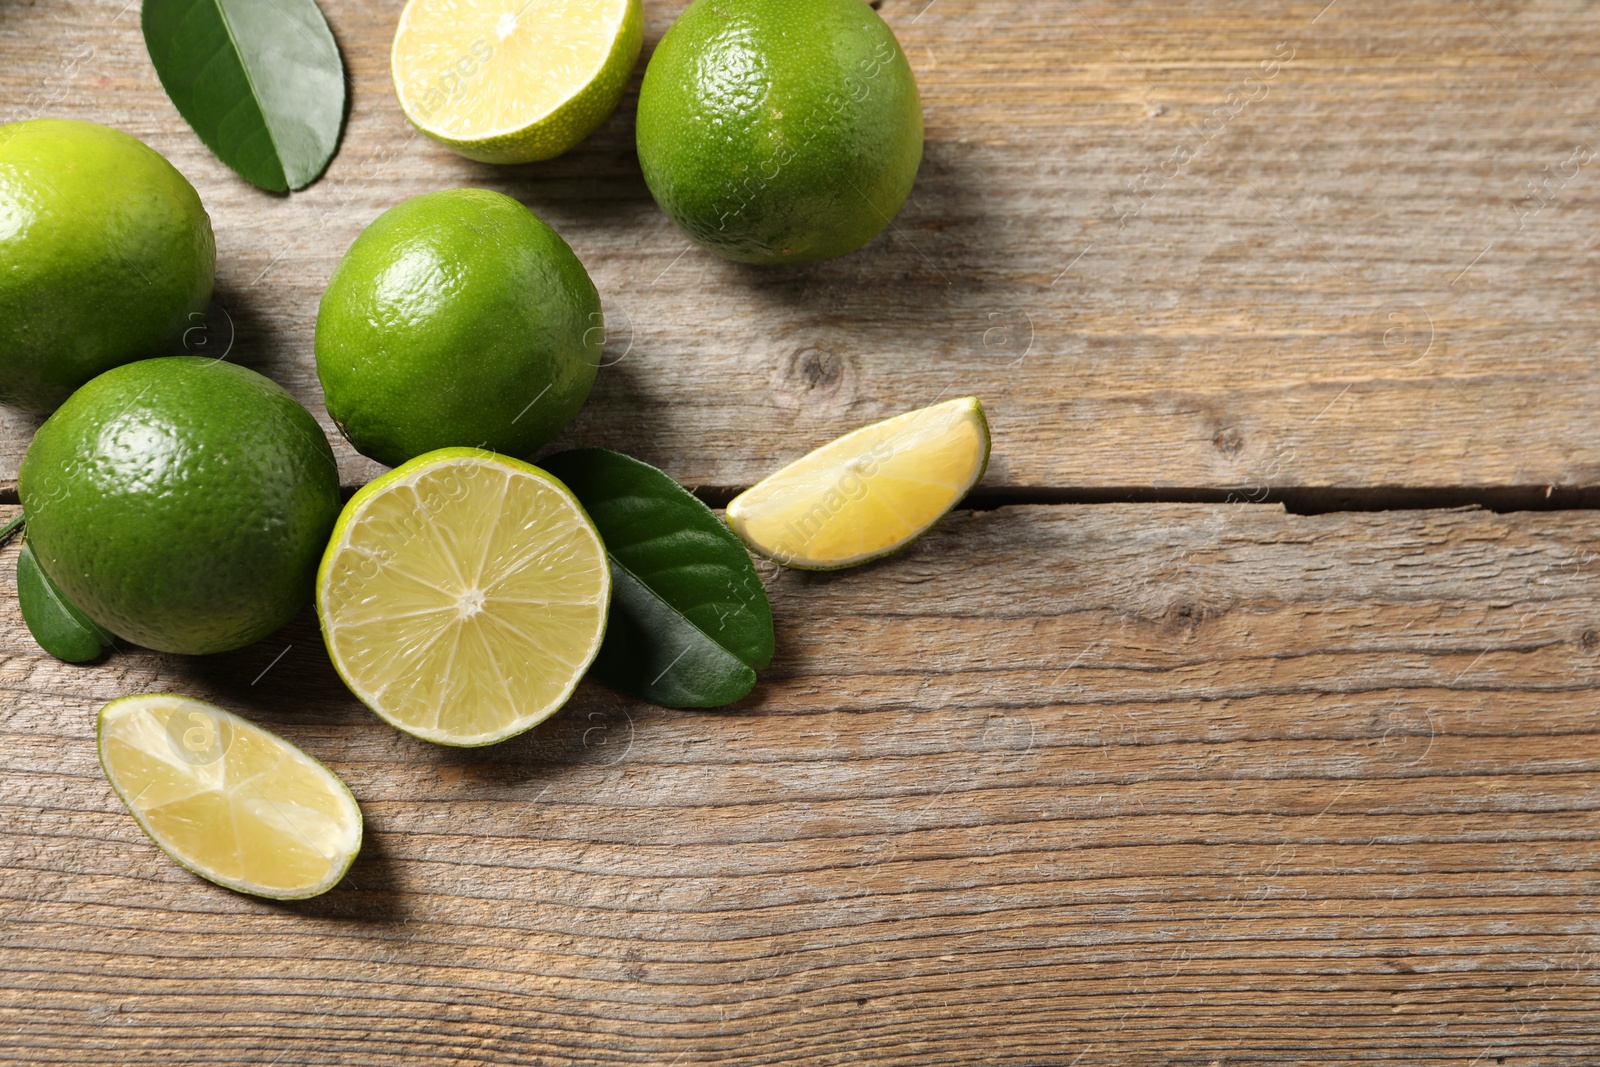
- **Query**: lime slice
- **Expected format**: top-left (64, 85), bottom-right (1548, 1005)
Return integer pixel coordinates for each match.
top-left (725, 397), bottom-right (990, 570)
top-left (317, 448), bottom-right (610, 746)
top-left (392, 0), bottom-right (643, 163)
top-left (98, 694), bottom-right (362, 900)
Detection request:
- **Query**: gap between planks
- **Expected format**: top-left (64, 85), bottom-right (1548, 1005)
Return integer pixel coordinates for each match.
top-left (3, 482), bottom-right (1600, 515)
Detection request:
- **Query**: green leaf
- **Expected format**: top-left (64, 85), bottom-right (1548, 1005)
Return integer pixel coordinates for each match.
top-left (603, 567), bottom-right (758, 708)
top-left (17, 542), bottom-right (113, 664)
top-left (541, 449), bottom-right (775, 708)
top-left (142, 0), bottom-right (346, 192)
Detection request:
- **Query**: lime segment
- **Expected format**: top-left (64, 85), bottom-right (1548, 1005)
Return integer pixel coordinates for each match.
top-left (317, 448), bottom-right (610, 746)
top-left (98, 694), bottom-right (362, 900)
top-left (725, 397), bottom-right (990, 570)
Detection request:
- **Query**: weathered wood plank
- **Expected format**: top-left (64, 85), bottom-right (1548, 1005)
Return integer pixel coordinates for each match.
top-left (6, 0), bottom-right (1600, 492)
top-left (2, 500), bottom-right (1599, 1064)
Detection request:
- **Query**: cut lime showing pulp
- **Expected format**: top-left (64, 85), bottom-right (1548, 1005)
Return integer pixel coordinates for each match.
top-left (393, 0), bottom-right (643, 163)
top-left (317, 448), bottom-right (610, 746)
top-left (725, 397), bottom-right (990, 570)
top-left (98, 694), bottom-right (362, 900)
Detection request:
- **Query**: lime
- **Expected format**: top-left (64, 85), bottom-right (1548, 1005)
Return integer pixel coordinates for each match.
top-left (315, 189), bottom-right (602, 469)
top-left (0, 119), bottom-right (215, 413)
top-left (725, 396), bottom-right (989, 569)
top-left (317, 448), bottom-right (610, 746)
top-left (635, 0), bottom-right (923, 264)
top-left (18, 357), bottom-right (342, 655)
top-left (99, 694), bottom-right (362, 900)
top-left (393, 0), bottom-right (642, 163)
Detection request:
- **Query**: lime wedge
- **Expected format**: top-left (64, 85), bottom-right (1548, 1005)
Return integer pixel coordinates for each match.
top-left (725, 397), bottom-right (990, 570)
top-left (392, 0), bottom-right (643, 163)
top-left (98, 694), bottom-right (362, 900)
top-left (317, 448), bottom-right (610, 746)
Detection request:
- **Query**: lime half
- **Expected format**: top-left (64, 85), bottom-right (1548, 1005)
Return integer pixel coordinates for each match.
top-left (98, 694), bottom-right (362, 900)
top-left (726, 397), bottom-right (990, 570)
top-left (317, 448), bottom-right (610, 746)
top-left (393, 0), bottom-right (643, 163)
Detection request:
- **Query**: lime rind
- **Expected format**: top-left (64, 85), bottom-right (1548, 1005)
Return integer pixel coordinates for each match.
top-left (97, 694), bottom-right (363, 901)
top-left (316, 447), bottom-right (611, 747)
top-left (726, 397), bottom-right (991, 571)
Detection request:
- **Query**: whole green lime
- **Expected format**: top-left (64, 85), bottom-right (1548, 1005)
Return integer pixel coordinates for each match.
top-left (315, 189), bottom-right (602, 468)
top-left (0, 119), bottom-right (215, 413)
top-left (18, 358), bottom-right (342, 655)
top-left (636, 0), bottom-right (922, 264)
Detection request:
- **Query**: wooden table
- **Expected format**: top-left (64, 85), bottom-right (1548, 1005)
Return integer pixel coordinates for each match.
top-left (4, 0), bottom-right (1600, 1063)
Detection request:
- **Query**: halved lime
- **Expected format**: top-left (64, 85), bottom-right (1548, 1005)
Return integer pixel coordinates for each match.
top-left (317, 448), bottom-right (610, 746)
top-left (98, 694), bottom-right (362, 900)
top-left (392, 0), bottom-right (643, 163)
top-left (725, 397), bottom-right (990, 570)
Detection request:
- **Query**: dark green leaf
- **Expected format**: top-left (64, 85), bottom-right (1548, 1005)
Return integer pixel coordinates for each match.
top-left (601, 567), bottom-right (757, 708)
top-left (0, 512), bottom-right (23, 550)
top-left (541, 449), bottom-right (774, 708)
top-left (18, 542), bottom-right (113, 664)
top-left (143, 0), bottom-right (346, 192)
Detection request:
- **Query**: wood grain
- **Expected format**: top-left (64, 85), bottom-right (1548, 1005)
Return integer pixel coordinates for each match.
top-left (6, 0), bottom-right (1600, 492)
top-left (3, 501), bottom-right (1599, 1064)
